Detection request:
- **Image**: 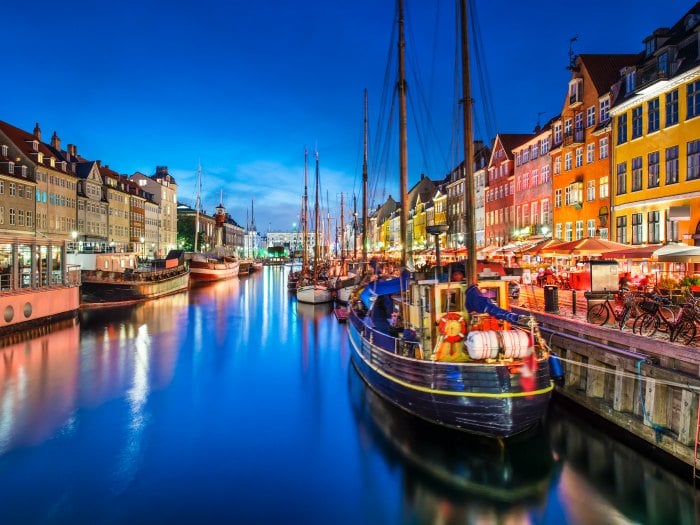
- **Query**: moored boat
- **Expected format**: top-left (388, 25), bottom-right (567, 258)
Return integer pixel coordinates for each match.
top-left (347, 0), bottom-right (553, 439)
top-left (0, 237), bottom-right (81, 336)
top-left (79, 250), bottom-right (190, 305)
top-left (188, 253), bottom-right (240, 283)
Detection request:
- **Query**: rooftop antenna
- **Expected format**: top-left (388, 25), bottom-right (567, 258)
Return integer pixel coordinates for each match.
top-left (567, 35), bottom-right (579, 71)
top-left (535, 111), bottom-right (545, 132)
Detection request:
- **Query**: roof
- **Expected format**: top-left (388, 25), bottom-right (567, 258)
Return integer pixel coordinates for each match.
top-left (578, 54), bottom-right (641, 96)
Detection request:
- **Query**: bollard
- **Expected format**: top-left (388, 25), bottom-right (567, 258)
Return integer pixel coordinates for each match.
top-left (572, 289), bottom-right (576, 316)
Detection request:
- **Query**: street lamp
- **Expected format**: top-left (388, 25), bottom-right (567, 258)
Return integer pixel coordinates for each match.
top-left (140, 236), bottom-right (145, 259)
top-left (70, 230), bottom-right (78, 253)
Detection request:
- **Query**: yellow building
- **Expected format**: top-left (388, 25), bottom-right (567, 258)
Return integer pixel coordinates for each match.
top-left (611, 7), bottom-right (700, 245)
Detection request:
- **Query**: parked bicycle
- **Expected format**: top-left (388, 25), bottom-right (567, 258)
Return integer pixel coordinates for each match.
top-left (586, 290), bottom-right (644, 329)
top-left (633, 295), bottom-right (696, 345)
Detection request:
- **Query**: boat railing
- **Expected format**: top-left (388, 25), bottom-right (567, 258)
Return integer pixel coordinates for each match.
top-left (349, 307), bottom-right (421, 356)
top-left (82, 264), bottom-right (188, 283)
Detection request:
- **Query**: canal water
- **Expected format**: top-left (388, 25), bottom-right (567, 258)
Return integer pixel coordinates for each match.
top-left (0, 266), bottom-right (697, 524)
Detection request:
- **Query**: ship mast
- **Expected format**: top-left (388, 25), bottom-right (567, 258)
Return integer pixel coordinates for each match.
top-left (362, 88), bottom-right (369, 267)
top-left (398, 0), bottom-right (409, 269)
top-left (302, 149), bottom-right (309, 274)
top-left (194, 162), bottom-right (202, 253)
top-left (461, 0), bottom-right (476, 285)
top-left (313, 151), bottom-right (320, 283)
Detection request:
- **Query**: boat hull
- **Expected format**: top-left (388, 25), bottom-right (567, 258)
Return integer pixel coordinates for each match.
top-left (347, 309), bottom-right (553, 438)
top-left (189, 260), bottom-right (239, 282)
top-left (81, 267), bottom-right (190, 305)
top-left (0, 286), bottom-right (80, 336)
top-left (296, 283), bottom-right (333, 304)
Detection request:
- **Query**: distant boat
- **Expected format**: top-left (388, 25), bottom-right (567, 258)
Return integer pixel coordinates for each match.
top-left (189, 252), bottom-right (240, 283)
top-left (297, 151), bottom-right (332, 304)
top-left (80, 250), bottom-right (190, 305)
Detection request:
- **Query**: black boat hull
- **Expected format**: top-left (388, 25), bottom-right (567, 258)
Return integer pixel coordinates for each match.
top-left (347, 309), bottom-right (553, 438)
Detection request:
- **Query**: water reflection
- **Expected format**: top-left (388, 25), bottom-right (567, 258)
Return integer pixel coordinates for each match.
top-left (349, 364), bottom-right (558, 523)
top-left (0, 267), bottom-right (698, 524)
top-left (0, 320), bottom-right (80, 453)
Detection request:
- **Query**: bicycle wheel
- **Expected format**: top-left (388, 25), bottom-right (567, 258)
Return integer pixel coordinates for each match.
top-left (671, 320), bottom-right (696, 345)
top-left (634, 313), bottom-right (659, 337)
top-left (656, 306), bottom-right (676, 333)
top-left (616, 307), bottom-right (632, 330)
top-left (587, 303), bottom-right (609, 325)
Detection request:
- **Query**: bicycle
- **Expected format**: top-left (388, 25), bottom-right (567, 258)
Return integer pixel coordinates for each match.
top-left (586, 290), bottom-right (641, 329)
top-left (633, 298), bottom-right (696, 345)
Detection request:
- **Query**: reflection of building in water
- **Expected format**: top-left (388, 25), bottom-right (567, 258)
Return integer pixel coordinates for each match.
top-left (0, 237), bottom-right (80, 335)
top-left (548, 404), bottom-right (697, 524)
top-left (0, 321), bottom-right (80, 454)
top-left (348, 366), bottom-right (557, 524)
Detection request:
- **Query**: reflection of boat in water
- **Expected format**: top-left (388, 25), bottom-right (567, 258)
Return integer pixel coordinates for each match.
top-left (349, 364), bottom-right (558, 504)
top-left (295, 300), bottom-right (333, 321)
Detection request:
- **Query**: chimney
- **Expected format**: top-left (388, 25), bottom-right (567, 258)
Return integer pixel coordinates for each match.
top-left (67, 144), bottom-right (77, 161)
top-left (96, 160), bottom-right (101, 167)
top-left (33, 122), bottom-right (41, 141)
top-left (51, 131), bottom-right (60, 151)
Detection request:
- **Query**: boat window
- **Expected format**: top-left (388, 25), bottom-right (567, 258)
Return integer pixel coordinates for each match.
top-left (441, 289), bottom-right (462, 312)
top-left (479, 286), bottom-right (500, 304)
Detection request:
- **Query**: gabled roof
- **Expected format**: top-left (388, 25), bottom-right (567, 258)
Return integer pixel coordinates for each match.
top-left (0, 120), bottom-right (73, 176)
top-left (490, 133), bottom-right (534, 165)
top-left (578, 54), bottom-right (641, 96)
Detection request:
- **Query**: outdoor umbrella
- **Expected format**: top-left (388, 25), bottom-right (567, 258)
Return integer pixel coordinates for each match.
top-left (600, 244), bottom-right (663, 260)
top-left (522, 238), bottom-right (567, 256)
top-left (657, 246), bottom-right (700, 263)
top-left (541, 237), bottom-right (629, 257)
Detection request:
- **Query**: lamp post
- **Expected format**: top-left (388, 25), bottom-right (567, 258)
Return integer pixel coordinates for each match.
top-left (140, 236), bottom-right (145, 259)
top-left (426, 224), bottom-right (449, 270)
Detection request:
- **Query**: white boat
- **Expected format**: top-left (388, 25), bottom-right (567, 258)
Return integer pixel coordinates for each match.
top-left (296, 282), bottom-right (333, 304)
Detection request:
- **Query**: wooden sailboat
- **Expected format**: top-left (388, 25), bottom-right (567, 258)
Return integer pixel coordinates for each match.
top-left (347, 0), bottom-right (553, 438)
top-left (188, 164), bottom-right (240, 283)
top-left (296, 151), bottom-right (333, 304)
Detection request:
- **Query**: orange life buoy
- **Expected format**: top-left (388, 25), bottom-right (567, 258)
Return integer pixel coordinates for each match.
top-left (438, 312), bottom-right (467, 343)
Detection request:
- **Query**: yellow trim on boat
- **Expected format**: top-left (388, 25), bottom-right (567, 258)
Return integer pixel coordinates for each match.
top-left (351, 332), bottom-right (554, 399)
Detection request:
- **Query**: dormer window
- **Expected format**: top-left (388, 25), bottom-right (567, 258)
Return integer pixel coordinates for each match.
top-left (625, 69), bottom-right (636, 93)
top-left (8, 162), bottom-right (14, 174)
top-left (568, 79), bottom-right (583, 106)
top-left (20, 166), bottom-right (27, 177)
top-left (0, 145), bottom-right (6, 157)
top-left (32, 140), bottom-right (39, 152)
top-left (37, 152), bottom-right (43, 163)
top-left (49, 157), bottom-right (55, 167)
top-left (645, 38), bottom-right (656, 57)
top-left (658, 52), bottom-right (669, 78)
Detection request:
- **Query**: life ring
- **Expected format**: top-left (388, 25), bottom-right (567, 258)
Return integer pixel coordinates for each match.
top-left (438, 312), bottom-right (467, 343)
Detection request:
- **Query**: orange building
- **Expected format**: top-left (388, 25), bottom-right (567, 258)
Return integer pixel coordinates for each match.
top-left (550, 54), bottom-right (639, 242)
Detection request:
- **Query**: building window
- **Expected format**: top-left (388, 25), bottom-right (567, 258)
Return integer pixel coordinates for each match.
top-left (648, 151), bottom-right (660, 188)
top-left (616, 162), bottom-right (627, 195)
top-left (531, 169), bottom-right (539, 186)
top-left (555, 223), bottom-right (562, 239)
top-left (587, 219), bottom-right (597, 238)
top-left (631, 106), bottom-right (643, 139)
top-left (631, 213), bottom-right (643, 244)
top-left (600, 98), bottom-right (610, 122)
top-left (554, 157), bottom-right (561, 174)
top-left (541, 165), bottom-right (550, 183)
top-left (575, 147), bottom-right (583, 168)
top-left (9, 209), bottom-right (15, 226)
top-left (9, 183), bottom-right (15, 197)
top-left (564, 119), bottom-right (572, 137)
top-left (631, 156), bottom-right (643, 191)
top-left (587, 180), bottom-right (595, 201)
top-left (587, 143), bottom-right (595, 163)
top-left (687, 139), bottom-right (700, 181)
top-left (648, 98), bottom-right (660, 133)
top-left (565, 152), bottom-right (572, 171)
top-left (554, 123), bottom-right (562, 144)
top-left (665, 145), bottom-right (679, 184)
top-left (687, 80), bottom-right (700, 119)
top-left (541, 138), bottom-right (550, 155)
top-left (565, 222), bottom-right (573, 241)
top-left (541, 198), bottom-right (550, 225)
top-left (586, 106), bottom-right (596, 127)
top-left (648, 210), bottom-right (660, 244)
top-left (616, 215), bottom-right (627, 244)
top-left (617, 114), bottom-right (627, 144)
top-left (600, 176), bottom-right (609, 199)
top-left (575, 220), bottom-right (584, 240)
top-left (599, 137), bottom-right (609, 159)
top-left (555, 188), bottom-right (562, 208)
top-left (666, 89), bottom-right (678, 126)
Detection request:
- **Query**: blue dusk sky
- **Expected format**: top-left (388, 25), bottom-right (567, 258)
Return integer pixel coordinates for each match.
top-left (2, 0), bottom-right (693, 232)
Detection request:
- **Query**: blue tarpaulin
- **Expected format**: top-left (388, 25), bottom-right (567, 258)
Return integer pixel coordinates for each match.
top-left (359, 273), bottom-right (409, 309)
